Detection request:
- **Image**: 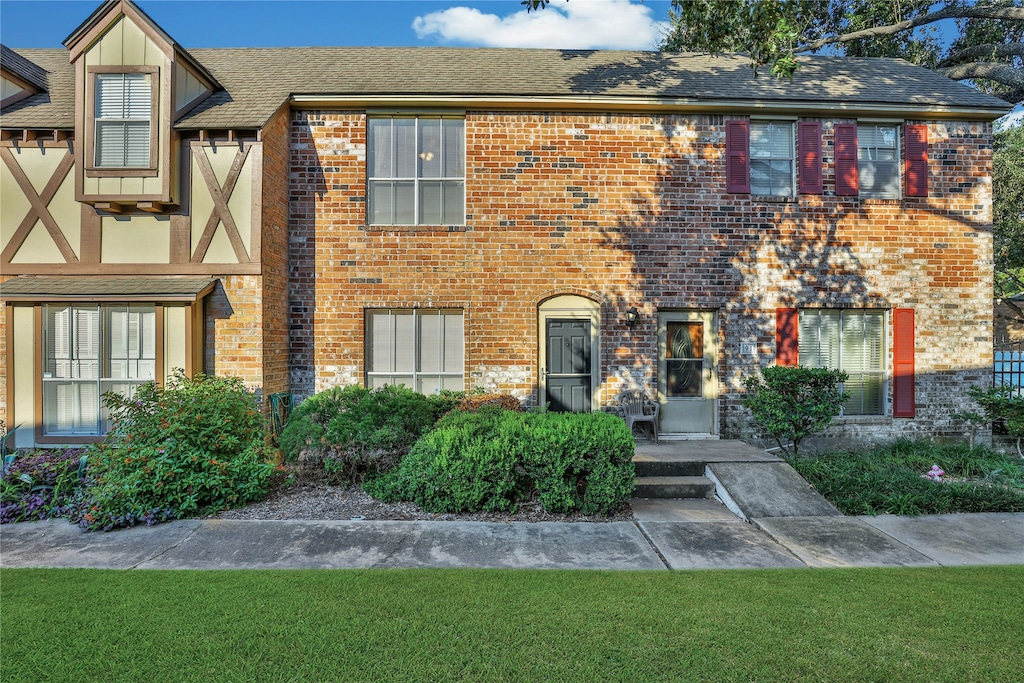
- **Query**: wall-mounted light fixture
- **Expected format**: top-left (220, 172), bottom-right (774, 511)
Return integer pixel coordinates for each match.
top-left (625, 306), bottom-right (641, 328)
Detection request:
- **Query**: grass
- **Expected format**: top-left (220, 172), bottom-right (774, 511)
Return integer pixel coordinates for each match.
top-left (787, 439), bottom-right (1024, 516)
top-left (1, 566), bottom-right (1022, 682)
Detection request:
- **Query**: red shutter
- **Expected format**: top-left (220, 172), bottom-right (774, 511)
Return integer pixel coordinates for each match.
top-left (725, 120), bottom-right (750, 194)
top-left (798, 121), bottom-right (822, 194)
top-left (893, 308), bottom-right (915, 418)
top-left (834, 123), bottom-right (859, 196)
top-left (905, 124), bottom-right (928, 197)
top-left (776, 308), bottom-right (799, 366)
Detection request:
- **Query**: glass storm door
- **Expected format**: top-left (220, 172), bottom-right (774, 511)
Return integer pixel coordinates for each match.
top-left (545, 319), bottom-right (592, 412)
top-left (657, 310), bottom-right (718, 434)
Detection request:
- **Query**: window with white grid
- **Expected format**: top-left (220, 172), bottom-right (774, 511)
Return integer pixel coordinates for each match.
top-left (94, 73), bottom-right (152, 168)
top-left (750, 121), bottom-right (794, 196)
top-left (43, 304), bottom-right (156, 436)
top-left (858, 124), bottom-right (900, 198)
top-left (365, 309), bottom-right (464, 393)
top-left (367, 117), bottom-right (465, 225)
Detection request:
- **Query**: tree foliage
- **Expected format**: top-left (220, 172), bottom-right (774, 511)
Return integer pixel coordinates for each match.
top-left (660, 1), bottom-right (1024, 103)
top-left (994, 124), bottom-right (1024, 307)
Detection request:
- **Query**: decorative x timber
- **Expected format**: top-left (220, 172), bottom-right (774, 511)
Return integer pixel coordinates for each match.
top-left (191, 144), bottom-right (251, 264)
top-left (1, 147), bottom-right (78, 265)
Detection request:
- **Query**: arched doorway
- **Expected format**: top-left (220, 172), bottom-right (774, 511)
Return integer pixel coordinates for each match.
top-left (538, 295), bottom-right (600, 412)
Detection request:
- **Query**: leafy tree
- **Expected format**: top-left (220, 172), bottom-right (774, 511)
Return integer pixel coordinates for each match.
top-left (994, 124), bottom-right (1024, 311)
top-left (526, 1), bottom-right (1024, 103)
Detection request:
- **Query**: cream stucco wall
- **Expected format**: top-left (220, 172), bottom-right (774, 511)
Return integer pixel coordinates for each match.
top-left (163, 305), bottom-right (187, 381)
top-left (100, 214), bottom-right (170, 262)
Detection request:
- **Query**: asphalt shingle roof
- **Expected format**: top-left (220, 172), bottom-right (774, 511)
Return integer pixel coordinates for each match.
top-left (0, 276), bottom-right (216, 300)
top-left (2, 45), bottom-right (1012, 131)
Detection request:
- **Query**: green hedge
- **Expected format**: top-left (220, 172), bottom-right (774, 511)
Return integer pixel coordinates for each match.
top-left (365, 409), bottom-right (635, 515)
top-left (279, 385), bottom-right (462, 483)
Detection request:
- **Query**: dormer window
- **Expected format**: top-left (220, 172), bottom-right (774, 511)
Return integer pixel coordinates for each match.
top-left (94, 71), bottom-right (153, 168)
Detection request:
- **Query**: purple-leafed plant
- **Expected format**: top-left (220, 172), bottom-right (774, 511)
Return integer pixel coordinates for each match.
top-left (0, 448), bottom-right (89, 524)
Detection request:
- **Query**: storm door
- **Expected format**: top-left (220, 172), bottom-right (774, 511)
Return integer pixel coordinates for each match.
top-left (545, 319), bottom-right (592, 412)
top-left (657, 310), bottom-right (718, 434)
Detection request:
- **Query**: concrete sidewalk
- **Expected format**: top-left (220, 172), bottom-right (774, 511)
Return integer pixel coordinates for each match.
top-left (2, 440), bottom-right (1021, 571)
top-left (1, 511), bottom-right (1020, 571)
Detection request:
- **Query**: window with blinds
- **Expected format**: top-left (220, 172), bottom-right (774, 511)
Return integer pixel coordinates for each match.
top-left (750, 121), bottom-right (794, 196)
top-left (367, 117), bottom-right (465, 225)
top-left (366, 309), bottom-right (464, 393)
top-left (94, 73), bottom-right (152, 168)
top-left (858, 124), bottom-right (900, 198)
top-left (798, 309), bottom-right (885, 415)
top-left (43, 304), bottom-right (156, 436)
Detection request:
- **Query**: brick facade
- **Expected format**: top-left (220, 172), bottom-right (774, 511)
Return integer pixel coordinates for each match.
top-left (287, 110), bottom-right (993, 444)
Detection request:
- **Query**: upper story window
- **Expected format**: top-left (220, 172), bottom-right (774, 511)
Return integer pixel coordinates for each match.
top-left (749, 121), bottom-right (794, 196)
top-left (857, 124), bottom-right (900, 199)
top-left (367, 116), bottom-right (465, 226)
top-left (94, 72), bottom-right (152, 168)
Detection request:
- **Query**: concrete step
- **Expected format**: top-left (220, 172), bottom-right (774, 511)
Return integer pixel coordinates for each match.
top-left (633, 459), bottom-right (706, 478)
top-left (635, 475), bottom-right (715, 499)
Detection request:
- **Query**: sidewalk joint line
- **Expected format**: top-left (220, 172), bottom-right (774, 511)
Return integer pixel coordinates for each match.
top-left (129, 521), bottom-right (202, 569)
top-left (634, 520), bottom-right (671, 570)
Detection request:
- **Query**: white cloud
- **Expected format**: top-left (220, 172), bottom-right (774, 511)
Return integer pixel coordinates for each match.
top-left (412, 0), bottom-right (668, 50)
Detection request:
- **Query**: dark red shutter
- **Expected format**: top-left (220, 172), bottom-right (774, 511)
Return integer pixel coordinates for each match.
top-left (798, 121), bottom-right (822, 194)
top-left (905, 124), bottom-right (928, 197)
top-left (776, 308), bottom-right (799, 366)
top-left (725, 120), bottom-right (750, 194)
top-left (893, 308), bottom-right (915, 418)
top-left (834, 123), bottom-right (859, 196)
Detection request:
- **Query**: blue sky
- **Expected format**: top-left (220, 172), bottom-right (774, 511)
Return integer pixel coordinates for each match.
top-left (0, 0), bottom-right (674, 49)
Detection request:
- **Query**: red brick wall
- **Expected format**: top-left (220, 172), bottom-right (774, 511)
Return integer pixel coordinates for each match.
top-left (288, 110), bottom-right (994, 442)
top-left (260, 106), bottom-right (292, 397)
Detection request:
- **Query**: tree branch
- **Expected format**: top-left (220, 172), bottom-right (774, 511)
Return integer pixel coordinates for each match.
top-left (795, 5), bottom-right (1024, 54)
top-left (938, 42), bottom-right (1024, 68)
top-left (937, 61), bottom-right (1024, 89)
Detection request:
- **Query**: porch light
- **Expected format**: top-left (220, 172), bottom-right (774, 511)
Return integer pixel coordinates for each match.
top-left (625, 306), bottom-right (641, 328)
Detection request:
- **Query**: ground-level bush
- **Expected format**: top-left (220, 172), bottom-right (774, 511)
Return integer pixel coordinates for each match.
top-left (788, 439), bottom-right (1024, 516)
top-left (279, 385), bottom-right (462, 483)
top-left (1, 449), bottom-right (88, 524)
top-left (366, 409), bottom-right (635, 515)
top-left (77, 372), bottom-right (274, 531)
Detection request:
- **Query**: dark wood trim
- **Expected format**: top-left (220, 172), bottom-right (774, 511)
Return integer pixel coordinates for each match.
top-left (32, 304), bottom-right (43, 446)
top-left (0, 138), bottom-right (74, 149)
top-left (4, 303), bottom-right (14, 442)
top-left (0, 147), bottom-right (78, 265)
top-left (74, 59), bottom-right (85, 200)
top-left (80, 204), bottom-right (101, 263)
top-left (94, 201), bottom-right (123, 213)
top-left (0, 263), bottom-right (260, 276)
top-left (0, 89), bottom-right (37, 109)
top-left (191, 142), bottom-right (252, 264)
top-left (174, 87), bottom-right (215, 122)
top-left (137, 201), bottom-right (166, 213)
top-left (84, 65), bottom-right (160, 175)
top-left (160, 60), bottom-right (174, 200)
top-left (2, 293), bottom-right (213, 304)
top-left (169, 214), bottom-right (191, 264)
top-left (155, 303), bottom-right (165, 388)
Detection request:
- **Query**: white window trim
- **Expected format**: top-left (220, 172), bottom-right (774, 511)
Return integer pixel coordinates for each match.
top-left (857, 123), bottom-right (902, 199)
top-left (366, 116), bottom-right (466, 226)
top-left (749, 120), bottom-right (795, 197)
top-left (365, 308), bottom-right (465, 393)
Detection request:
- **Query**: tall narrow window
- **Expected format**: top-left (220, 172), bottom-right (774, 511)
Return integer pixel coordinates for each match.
top-left (858, 124), bottom-right (900, 198)
top-left (43, 304), bottom-right (156, 436)
top-left (750, 121), bottom-right (794, 196)
top-left (366, 309), bottom-right (464, 393)
top-left (94, 72), bottom-right (152, 168)
top-left (367, 117), bottom-right (465, 225)
top-left (798, 309), bottom-right (885, 415)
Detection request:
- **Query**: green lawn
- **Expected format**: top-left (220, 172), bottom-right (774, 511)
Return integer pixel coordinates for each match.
top-left (2, 567), bottom-right (1021, 682)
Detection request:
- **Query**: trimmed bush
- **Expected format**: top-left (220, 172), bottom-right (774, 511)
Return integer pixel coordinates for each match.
top-left (279, 385), bottom-right (461, 483)
top-left (456, 393), bottom-right (524, 413)
top-left (366, 409), bottom-right (634, 515)
top-left (77, 371), bottom-right (274, 531)
top-left (742, 365), bottom-right (849, 456)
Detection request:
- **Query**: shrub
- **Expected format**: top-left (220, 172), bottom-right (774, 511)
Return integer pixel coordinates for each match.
top-left (77, 371), bottom-right (274, 531)
top-left (456, 393), bottom-right (524, 413)
top-left (742, 365), bottom-right (849, 456)
top-left (967, 384), bottom-right (1024, 457)
top-left (1, 449), bottom-right (88, 524)
top-left (366, 409), bottom-right (634, 515)
top-left (279, 385), bottom-right (461, 483)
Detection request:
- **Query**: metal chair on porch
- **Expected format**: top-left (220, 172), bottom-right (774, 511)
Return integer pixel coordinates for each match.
top-left (616, 389), bottom-right (660, 444)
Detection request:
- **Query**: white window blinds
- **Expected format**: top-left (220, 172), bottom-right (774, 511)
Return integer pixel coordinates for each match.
top-left (366, 309), bottom-right (464, 393)
top-left (750, 121), bottom-right (794, 196)
top-left (95, 73), bottom-right (152, 168)
top-left (798, 309), bottom-right (885, 415)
